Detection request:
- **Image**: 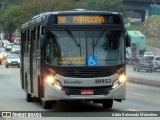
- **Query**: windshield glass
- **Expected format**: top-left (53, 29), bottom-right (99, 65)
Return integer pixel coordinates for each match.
top-left (45, 30), bottom-right (125, 66)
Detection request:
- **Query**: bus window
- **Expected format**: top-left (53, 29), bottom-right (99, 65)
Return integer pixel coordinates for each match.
top-left (45, 37), bottom-right (60, 64)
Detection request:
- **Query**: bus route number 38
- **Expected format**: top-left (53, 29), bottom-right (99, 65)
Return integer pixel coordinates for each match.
top-left (95, 79), bottom-right (111, 84)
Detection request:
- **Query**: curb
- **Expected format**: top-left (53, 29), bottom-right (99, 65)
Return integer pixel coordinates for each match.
top-left (127, 76), bottom-right (160, 87)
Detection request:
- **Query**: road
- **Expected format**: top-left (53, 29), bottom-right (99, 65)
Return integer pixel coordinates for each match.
top-left (0, 62), bottom-right (160, 120)
top-left (127, 64), bottom-right (160, 81)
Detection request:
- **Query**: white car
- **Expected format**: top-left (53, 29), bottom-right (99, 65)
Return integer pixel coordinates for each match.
top-left (143, 52), bottom-right (154, 57)
top-left (153, 56), bottom-right (160, 71)
top-left (5, 54), bottom-right (20, 68)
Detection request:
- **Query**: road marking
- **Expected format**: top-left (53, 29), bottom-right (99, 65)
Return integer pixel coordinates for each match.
top-left (127, 109), bottom-right (137, 111)
top-left (133, 92), bottom-right (146, 96)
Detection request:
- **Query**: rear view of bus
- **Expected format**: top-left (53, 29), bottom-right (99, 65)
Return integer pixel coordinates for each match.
top-left (20, 9), bottom-right (130, 109)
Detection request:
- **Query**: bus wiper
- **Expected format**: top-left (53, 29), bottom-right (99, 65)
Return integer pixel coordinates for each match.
top-left (94, 28), bottom-right (106, 47)
top-left (66, 28), bottom-right (80, 47)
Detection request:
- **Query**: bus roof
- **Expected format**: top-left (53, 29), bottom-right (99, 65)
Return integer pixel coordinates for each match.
top-left (21, 9), bottom-right (122, 29)
top-left (31, 9), bottom-right (120, 20)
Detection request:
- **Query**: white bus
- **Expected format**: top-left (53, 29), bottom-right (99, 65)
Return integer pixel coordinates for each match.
top-left (20, 9), bottom-right (130, 109)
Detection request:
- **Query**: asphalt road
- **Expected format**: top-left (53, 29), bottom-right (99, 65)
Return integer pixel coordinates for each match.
top-left (0, 62), bottom-right (160, 120)
top-left (126, 64), bottom-right (160, 87)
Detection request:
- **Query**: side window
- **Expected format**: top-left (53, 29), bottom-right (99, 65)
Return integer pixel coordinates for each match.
top-left (45, 37), bottom-right (60, 64)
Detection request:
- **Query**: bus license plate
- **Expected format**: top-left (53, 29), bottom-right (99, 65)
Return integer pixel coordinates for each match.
top-left (80, 90), bottom-right (94, 95)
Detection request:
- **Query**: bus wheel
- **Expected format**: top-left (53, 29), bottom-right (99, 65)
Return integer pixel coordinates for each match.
top-left (102, 99), bottom-right (113, 109)
top-left (26, 92), bottom-right (34, 102)
top-left (42, 100), bottom-right (53, 109)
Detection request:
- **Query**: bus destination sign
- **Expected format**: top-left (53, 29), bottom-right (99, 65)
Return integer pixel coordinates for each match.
top-left (57, 16), bottom-right (105, 25)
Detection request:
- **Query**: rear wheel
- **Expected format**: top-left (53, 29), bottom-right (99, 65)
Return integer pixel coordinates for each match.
top-left (102, 99), bottom-right (113, 109)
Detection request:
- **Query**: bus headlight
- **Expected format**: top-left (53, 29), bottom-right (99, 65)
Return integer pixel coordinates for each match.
top-left (112, 80), bottom-right (119, 89)
top-left (47, 76), bottom-right (55, 84)
top-left (112, 75), bottom-right (126, 89)
top-left (54, 81), bottom-right (62, 90)
top-left (46, 76), bottom-right (61, 90)
top-left (118, 74), bottom-right (126, 83)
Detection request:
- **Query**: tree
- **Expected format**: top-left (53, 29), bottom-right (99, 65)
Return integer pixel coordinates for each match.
top-left (0, 0), bottom-right (126, 40)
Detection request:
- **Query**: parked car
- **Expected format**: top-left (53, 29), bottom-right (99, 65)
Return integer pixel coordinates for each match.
top-left (133, 58), bottom-right (154, 72)
top-left (11, 45), bottom-right (20, 54)
top-left (0, 53), bottom-right (4, 65)
top-left (5, 54), bottom-right (20, 68)
top-left (143, 52), bottom-right (154, 58)
top-left (0, 47), bottom-right (7, 59)
top-left (153, 56), bottom-right (160, 71)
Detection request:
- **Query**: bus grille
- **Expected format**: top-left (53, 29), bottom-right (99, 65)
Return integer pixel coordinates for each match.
top-left (58, 67), bottom-right (116, 78)
top-left (63, 86), bottom-right (112, 95)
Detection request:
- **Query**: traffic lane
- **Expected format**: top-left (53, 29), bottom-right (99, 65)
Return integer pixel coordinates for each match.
top-left (0, 64), bottom-right (160, 113)
top-left (126, 64), bottom-right (160, 87)
top-left (125, 83), bottom-right (160, 111)
top-left (126, 64), bottom-right (160, 81)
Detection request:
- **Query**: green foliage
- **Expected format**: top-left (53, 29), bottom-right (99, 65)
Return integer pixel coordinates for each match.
top-left (0, 0), bottom-right (126, 34)
top-left (85, 0), bottom-right (125, 12)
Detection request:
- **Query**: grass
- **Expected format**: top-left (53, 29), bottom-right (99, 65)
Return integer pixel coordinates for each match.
top-left (147, 38), bottom-right (160, 48)
top-left (126, 22), bottom-right (141, 31)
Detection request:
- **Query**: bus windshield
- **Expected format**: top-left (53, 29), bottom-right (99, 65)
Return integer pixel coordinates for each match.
top-left (45, 30), bottom-right (125, 66)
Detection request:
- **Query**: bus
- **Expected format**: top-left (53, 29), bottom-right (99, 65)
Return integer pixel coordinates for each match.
top-left (20, 9), bottom-right (130, 109)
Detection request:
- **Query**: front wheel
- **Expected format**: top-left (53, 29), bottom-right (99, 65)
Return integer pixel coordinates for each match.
top-left (42, 100), bottom-right (53, 109)
top-left (102, 99), bottom-right (113, 109)
top-left (26, 92), bottom-right (34, 102)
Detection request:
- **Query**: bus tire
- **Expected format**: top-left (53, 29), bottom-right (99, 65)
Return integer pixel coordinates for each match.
top-left (26, 92), bottom-right (34, 102)
top-left (42, 100), bottom-right (52, 109)
top-left (102, 99), bottom-right (113, 109)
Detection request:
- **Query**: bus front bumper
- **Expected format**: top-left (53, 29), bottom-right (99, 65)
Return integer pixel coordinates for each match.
top-left (44, 82), bottom-right (126, 101)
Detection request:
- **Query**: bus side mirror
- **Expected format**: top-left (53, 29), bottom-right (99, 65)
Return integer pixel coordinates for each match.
top-left (126, 34), bottom-right (131, 47)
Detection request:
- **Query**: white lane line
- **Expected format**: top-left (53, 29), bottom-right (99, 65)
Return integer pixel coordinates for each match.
top-left (127, 109), bottom-right (137, 111)
top-left (133, 92), bottom-right (146, 97)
